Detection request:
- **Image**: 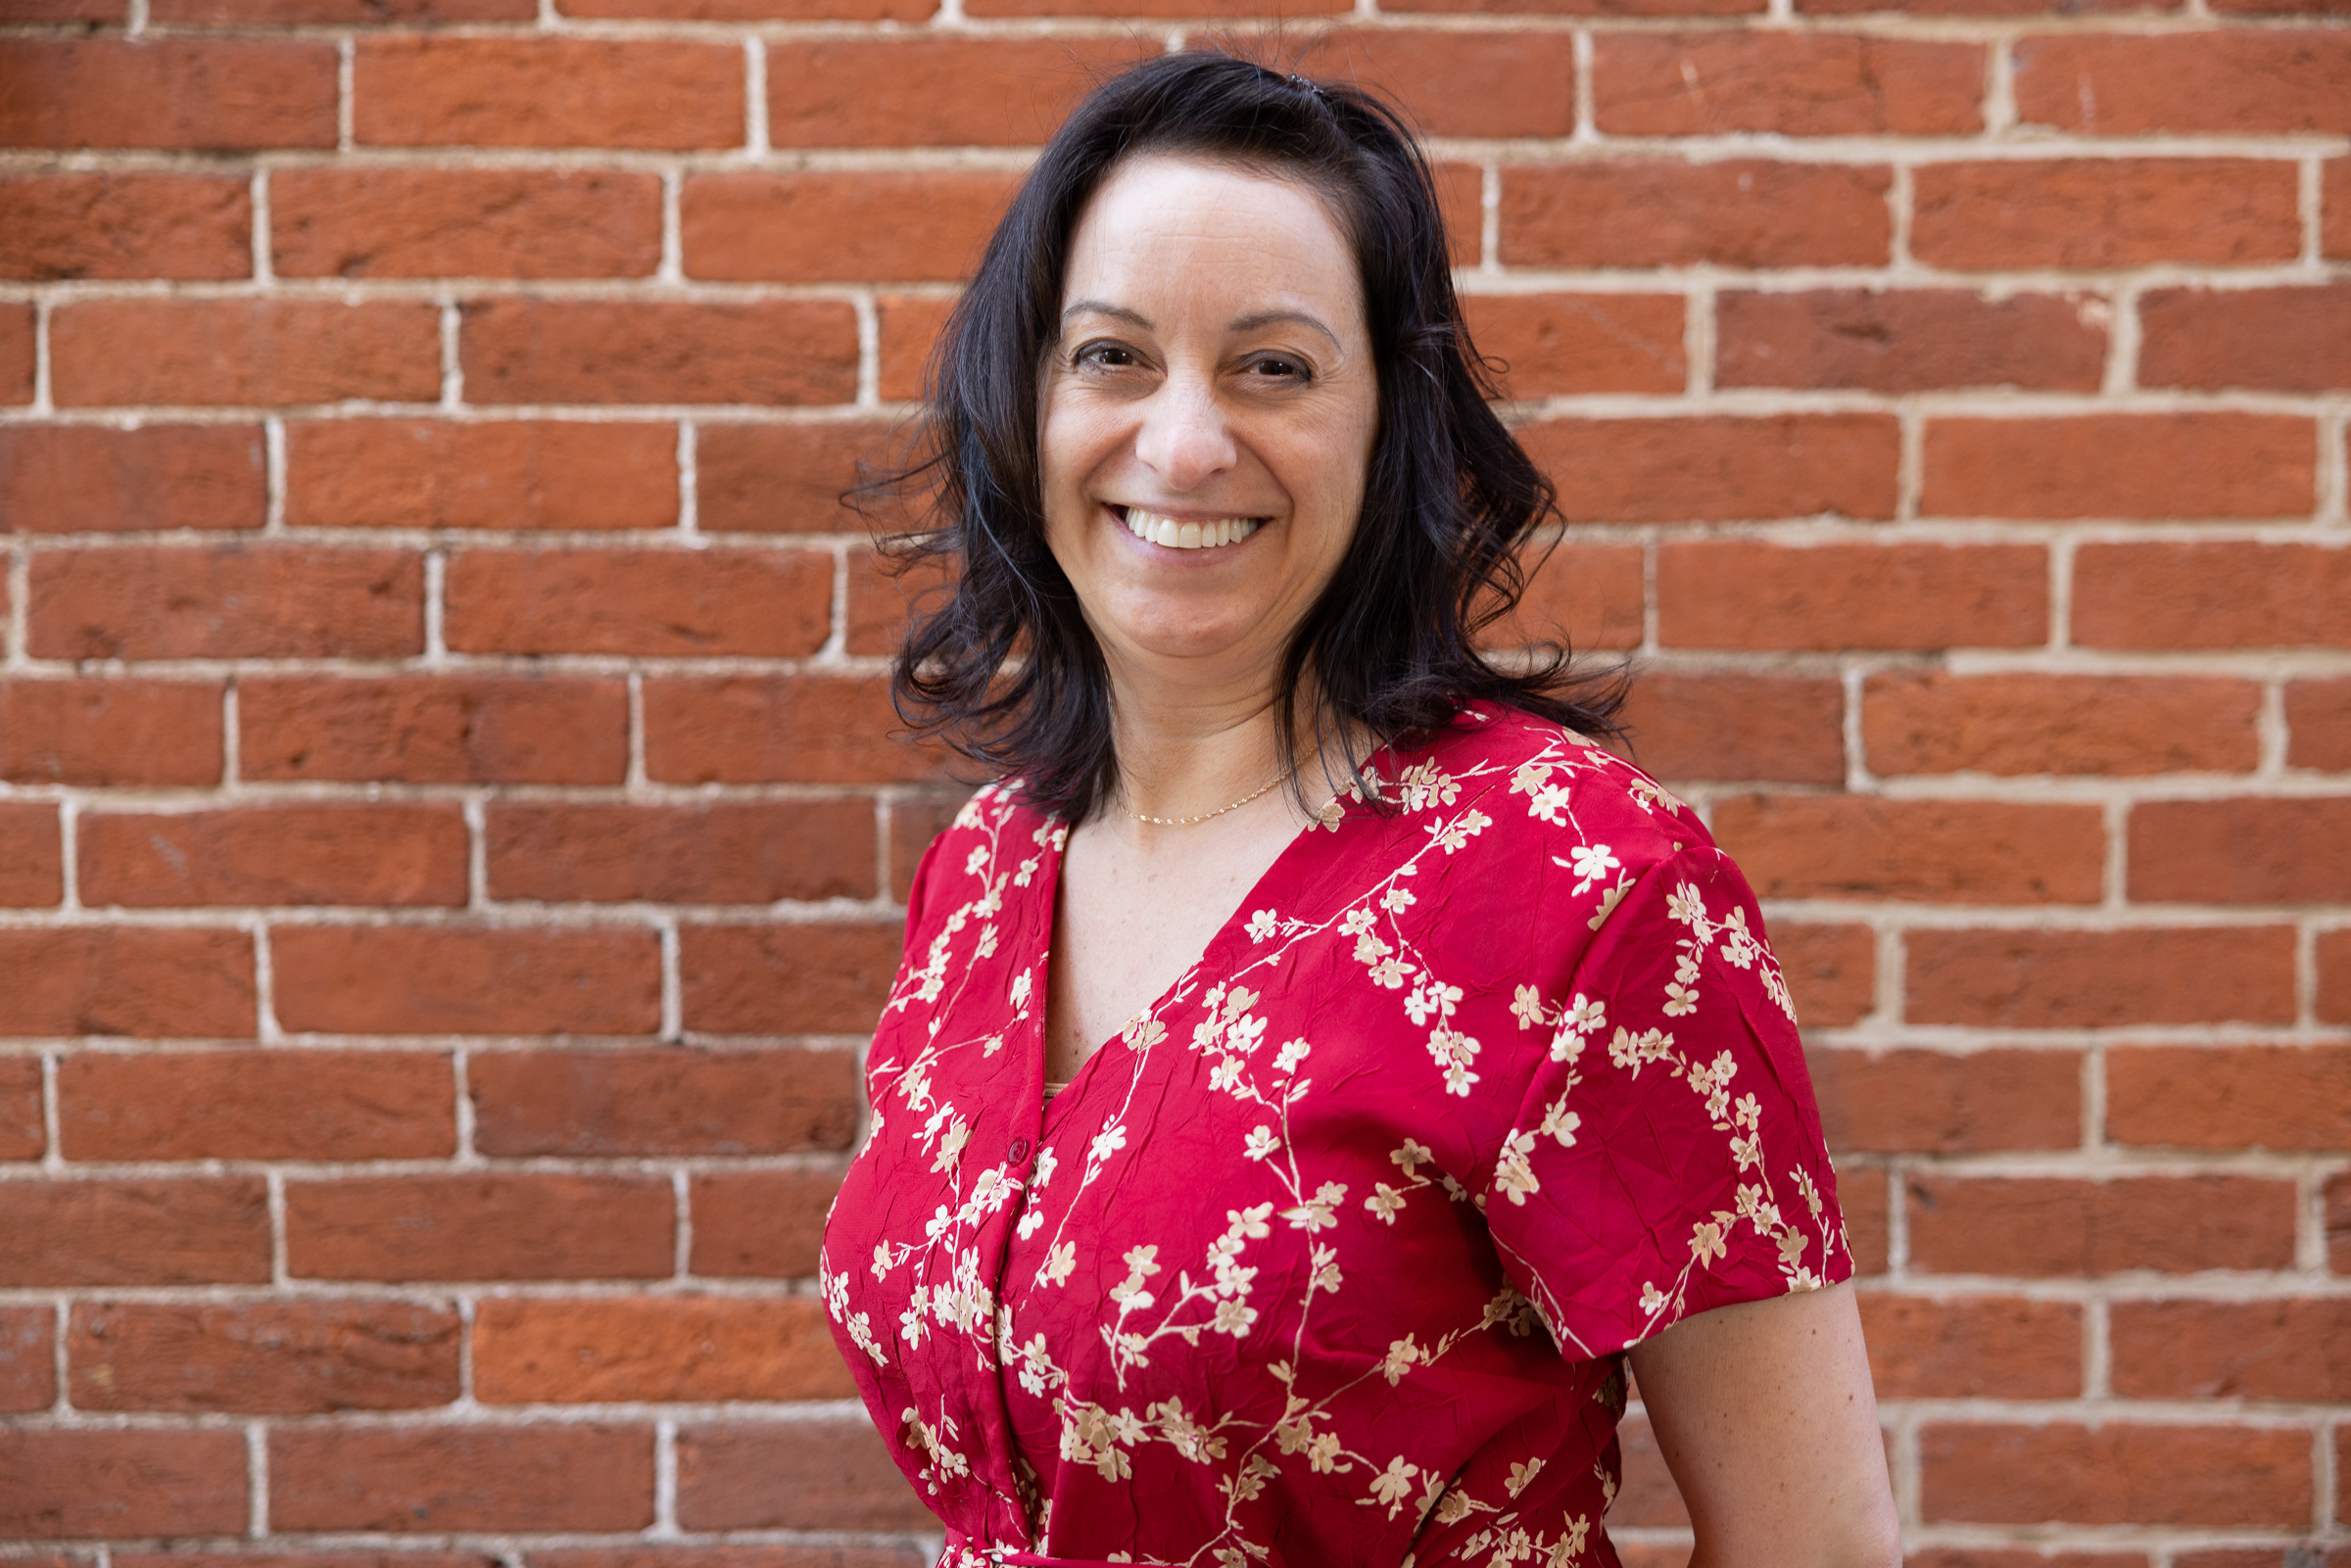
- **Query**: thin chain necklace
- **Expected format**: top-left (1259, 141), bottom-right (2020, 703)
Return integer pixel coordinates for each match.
top-left (1124, 773), bottom-right (1282, 828)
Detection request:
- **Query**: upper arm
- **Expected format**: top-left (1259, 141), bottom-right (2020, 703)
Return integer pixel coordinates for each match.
top-left (1625, 1280), bottom-right (1900, 1568)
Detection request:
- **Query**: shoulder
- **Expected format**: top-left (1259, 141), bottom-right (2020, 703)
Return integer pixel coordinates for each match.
top-left (903, 778), bottom-right (1064, 936)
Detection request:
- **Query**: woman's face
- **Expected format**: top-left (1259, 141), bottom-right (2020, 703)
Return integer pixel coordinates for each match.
top-left (1039, 155), bottom-right (1379, 690)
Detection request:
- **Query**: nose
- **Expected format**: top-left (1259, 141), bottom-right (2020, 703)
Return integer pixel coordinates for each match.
top-left (1133, 374), bottom-right (1236, 493)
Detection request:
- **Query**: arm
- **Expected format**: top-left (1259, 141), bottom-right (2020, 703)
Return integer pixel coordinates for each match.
top-left (1625, 1280), bottom-right (1900, 1568)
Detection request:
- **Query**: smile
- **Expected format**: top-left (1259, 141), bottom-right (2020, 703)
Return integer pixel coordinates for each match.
top-left (1118, 506), bottom-right (1264, 550)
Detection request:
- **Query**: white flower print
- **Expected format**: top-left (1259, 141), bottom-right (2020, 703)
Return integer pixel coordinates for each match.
top-left (1247, 908), bottom-right (1279, 941)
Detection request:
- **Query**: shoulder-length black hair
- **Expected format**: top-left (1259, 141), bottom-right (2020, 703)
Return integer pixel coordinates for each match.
top-left (881, 48), bottom-right (1624, 822)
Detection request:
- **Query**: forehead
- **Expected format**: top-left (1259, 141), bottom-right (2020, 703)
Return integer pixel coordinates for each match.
top-left (1060, 155), bottom-right (1364, 321)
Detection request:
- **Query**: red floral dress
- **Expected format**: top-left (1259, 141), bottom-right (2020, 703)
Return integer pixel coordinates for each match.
top-left (821, 703), bottom-right (1849, 1568)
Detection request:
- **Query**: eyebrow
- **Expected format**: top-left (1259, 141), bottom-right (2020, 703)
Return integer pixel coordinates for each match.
top-left (1059, 301), bottom-right (1343, 352)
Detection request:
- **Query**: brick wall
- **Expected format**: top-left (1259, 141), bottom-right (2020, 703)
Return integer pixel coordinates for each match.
top-left (0, 0), bottom-right (2345, 1556)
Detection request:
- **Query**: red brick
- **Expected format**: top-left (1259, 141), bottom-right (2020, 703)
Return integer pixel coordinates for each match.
top-left (1394, 0), bottom-right (1756, 16)
top-left (1286, 30), bottom-right (1581, 140)
top-left (0, 804), bottom-right (61, 908)
top-left (286, 419), bottom-right (674, 532)
top-left (0, 1307), bottom-right (54, 1411)
top-left (154, 0), bottom-right (529, 18)
top-left (1616, 674), bottom-right (1844, 785)
top-left (2110, 1044), bottom-right (2351, 1152)
top-left (1718, 288), bottom-right (2104, 393)
top-left (0, 1429), bottom-right (248, 1538)
top-left (534, 1552), bottom-right (926, 1568)
top-left (1907, 1174), bottom-right (2297, 1276)
top-left (1463, 293), bottom-right (1686, 398)
top-left (0, 1057), bottom-right (43, 1161)
top-left (470, 1046), bottom-right (857, 1156)
top-left (273, 167), bottom-right (660, 279)
top-left (1864, 670), bottom-right (2261, 778)
top-left (1858, 1294), bottom-right (2080, 1399)
top-left (1502, 161), bottom-right (1891, 269)
top-left (1922, 1423), bottom-right (2310, 1525)
top-left (0, 679), bottom-right (222, 786)
top-left (1, 424), bottom-right (264, 534)
top-left (69, 1300), bottom-right (460, 1413)
top-left (1922, 413), bottom-right (2314, 520)
top-left (0, 0), bottom-right (121, 17)
top-left (878, 293), bottom-right (957, 402)
top-left (690, 1167), bottom-right (840, 1277)
top-left (240, 675), bottom-right (627, 785)
top-left (1911, 160), bottom-right (2299, 270)
top-left (118, 1556), bottom-right (502, 1568)
top-left (2329, 160), bottom-right (2351, 260)
top-left (285, 1174), bottom-right (672, 1282)
top-left (273, 926), bottom-right (660, 1037)
top-left (2131, 797), bottom-right (2351, 905)
top-left (699, 419), bottom-right (897, 534)
top-left (2325, 930), bottom-right (2351, 1026)
top-left (81, 804), bottom-right (467, 910)
top-left (0, 172), bottom-right (249, 280)
top-left (767, 37), bottom-right (1159, 148)
top-left (2112, 1299), bottom-right (2351, 1401)
top-left (568, 0), bottom-right (927, 18)
top-left (475, 1296), bottom-right (851, 1403)
top-left (1716, 795), bottom-right (2104, 904)
top-left (269, 1424), bottom-right (652, 1533)
top-left (2074, 543), bottom-right (2351, 649)
top-left (51, 298), bottom-right (441, 406)
top-left (58, 1048), bottom-right (454, 1162)
top-left (678, 1419), bottom-right (928, 1530)
top-left (1489, 539), bottom-right (1645, 653)
top-left (0, 306), bottom-right (29, 404)
top-left (1773, 924), bottom-right (1875, 1028)
top-left (647, 674), bottom-right (954, 784)
top-left (0, 1177), bottom-right (269, 1286)
top-left (1908, 926), bottom-right (2295, 1027)
top-left (2140, 284), bottom-right (2351, 394)
top-left (1842, 1166), bottom-right (1889, 1274)
top-left (1657, 541), bottom-right (2045, 650)
top-left (680, 923), bottom-right (903, 1035)
top-left (968, 0), bottom-right (1338, 15)
top-left (1904, 1556), bottom-right (2145, 1568)
top-left (1520, 414), bottom-right (1897, 523)
top-left (460, 298), bottom-right (857, 406)
top-left (1812, 1048), bottom-right (2081, 1154)
top-left (29, 546), bottom-right (423, 660)
top-left (890, 792), bottom-right (972, 904)
top-left (355, 39), bottom-right (743, 150)
top-left (2015, 33), bottom-right (2351, 135)
top-left (847, 546), bottom-right (959, 658)
top-left (685, 170), bottom-right (1017, 283)
top-left (445, 546), bottom-right (832, 657)
top-left (1595, 34), bottom-right (1983, 135)
top-left (0, 928), bottom-right (253, 1039)
top-left (487, 801), bottom-right (874, 906)
top-left (2174, 1552), bottom-right (2351, 1568)
top-left (2290, 679), bottom-right (2351, 771)
top-left (0, 40), bottom-right (337, 151)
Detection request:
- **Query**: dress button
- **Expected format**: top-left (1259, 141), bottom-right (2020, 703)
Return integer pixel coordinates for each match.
top-left (1008, 1137), bottom-right (1032, 1164)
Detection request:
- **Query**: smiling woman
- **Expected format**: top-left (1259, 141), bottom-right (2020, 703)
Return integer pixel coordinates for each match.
top-left (825, 50), bottom-right (1900, 1568)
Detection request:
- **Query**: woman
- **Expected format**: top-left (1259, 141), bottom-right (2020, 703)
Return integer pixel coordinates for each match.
top-left (821, 52), bottom-right (1899, 1568)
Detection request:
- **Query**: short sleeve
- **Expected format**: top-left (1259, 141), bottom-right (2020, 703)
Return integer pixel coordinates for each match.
top-left (1483, 844), bottom-right (1850, 1361)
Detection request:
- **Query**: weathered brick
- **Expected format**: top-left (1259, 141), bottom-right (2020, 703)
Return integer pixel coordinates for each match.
top-left (1463, 293), bottom-right (1687, 398)
top-left (568, 0), bottom-right (928, 18)
top-left (1502, 162), bottom-right (1891, 269)
top-left (847, 546), bottom-right (961, 657)
top-left (2111, 1299), bottom-right (2351, 1401)
top-left (878, 293), bottom-right (958, 402)
top-left (0, 804), bottom-right (62, 908)
top-left (2130, 797), bottom-right (2351, 905)
top-left (1921, 1423), bottom-right (2311, 1525)
top-left (285, 1174), bottom-right (672, 1281)
top-left (2108, 1044), bottom-right (2351, 1152)
top-left (488, 801), bottom-right (874, 905)
top-left (1286, 30), bottom-right (1582, 140)
top-left (0, 1177), bottom-right (270, 1286)
top-left (646, 674), bottom-right (954, 784)
top-left (240, 675), bottom-right (627, 785)
top-left (1921, 414), bottom-right (2314, 520)
top-left (2074, 543), bottom-right (2351, 648)
top-left (273, 926), bottom-right (661, 1037)
top-left (1773, 924), bottom-right (1876, 1028)
top-left (469, 1046), bottom-right (857, 1156)
top-left (767, 37), bottom-right (1159, 147)
top-left (680, 923), bottom-right (904, 1034)
top-left (2289, 679), bottom-right (2351, 771)
top-left (677, 1418), bottom-right (930, 1530)
top-left (891, 792), bottom-right (972, 904)
top-left (684, 170), bottom-right (1019, 283)
top-left (2329, 160), bottom-right (2351, 260)
top-left (0, 1057), bottom-right (44, 1161)
top-left (273, 168), bottom-right (661, 280)
top-left (0, 39), bottom-right (337, 151)
top-left (689, 1167), bottom-right (840, 1277)
top-left (1863, 671), bottom-right (2261, 777)
top-left (0, 1307), bottom-right (55, 1411)
top-left (1843, 1166), bottom-right (1889, 1274)
top-left (1656, 541), bottom-right (2046, 650)
top-left (460, 299), bottom-right (858, 406)
top-left (0, 1429), bottom-right (248, 1538)
top-left (269, 1424), bottom-right (653, 1532)
top-left (444, 546), bottom-right (833, 657)
top-left (355, 38), bottom-right (744, 149)
top-left (1717, 289), bottom-right (2105, 392)
top-left (1594, 34), bottom-right (1984, 135)
top-left (0, 679), bottom-right (223, 786)
top-left (1858, 1294), bottom-right (2081, 1399)
top-left (1518, 414), bottom-right (1897, 523)
top-left (474, 1296), bottom-right (852, 1402)
top-left (0, 172), bottom-right (250, 280)
top-left (287, 419), bottom-right (675, 532)
top-left (2325, 930), bottom-right (2351, 1026)
top-left (1906, 926), bottom-right (2295, 1027)
top-left (58, 1049), bottom-right (454, 1162)
top-left (1714, 794), bottom-right (2104, 903)
top-left (1395, 0), bottom-right (1757, 16)
top-left (698, 419), bottom-right (898, 534)
top-left (29, 546), bottom-right (423, 661)
top-left (69, 1300), bottom-right (461, 1413)
top-left (2139, 285), bottom-right (2351, 394)
top-left (1811, 1047), bottom-right (2082, 1153)
top-left (2014, 32), bottom-right (2351, 134)
top-left (80, 804), bottom-right (467, 909)
top-left (1911, 160), bottom-right (2299, 270)
top-left (50, 299), bottom-right (442, 407)
top-left (1617, 674), bottom-right (1845, 785)
top-left (155, 0), bottom-right (529, 19)
top-left (0, 424), bottom-right (265, 534)
top-left (0, 306), bottom-right (30, 404)
top-left (1907, 1173), bottom-right (2297, 1276)
top-left (0, 928), bottom-right (254, 1039)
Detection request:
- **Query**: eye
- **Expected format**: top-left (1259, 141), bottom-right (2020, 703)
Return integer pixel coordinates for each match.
top-left (1246, 355), bottom-right (1312, 383)
top-left (1074, 341), bottom-right (1140, 370)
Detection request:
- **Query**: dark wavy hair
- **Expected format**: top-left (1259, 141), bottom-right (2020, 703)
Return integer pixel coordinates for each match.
top-left (880, 49), bottom-right (1624, 821)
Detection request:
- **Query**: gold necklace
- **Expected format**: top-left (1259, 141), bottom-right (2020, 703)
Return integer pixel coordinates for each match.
top-left (1125, 774), bottom-right (1282, 828)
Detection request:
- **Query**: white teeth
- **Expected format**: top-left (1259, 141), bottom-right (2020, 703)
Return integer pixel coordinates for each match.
top-left (1121, 508), bottom-right (1262, 550)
